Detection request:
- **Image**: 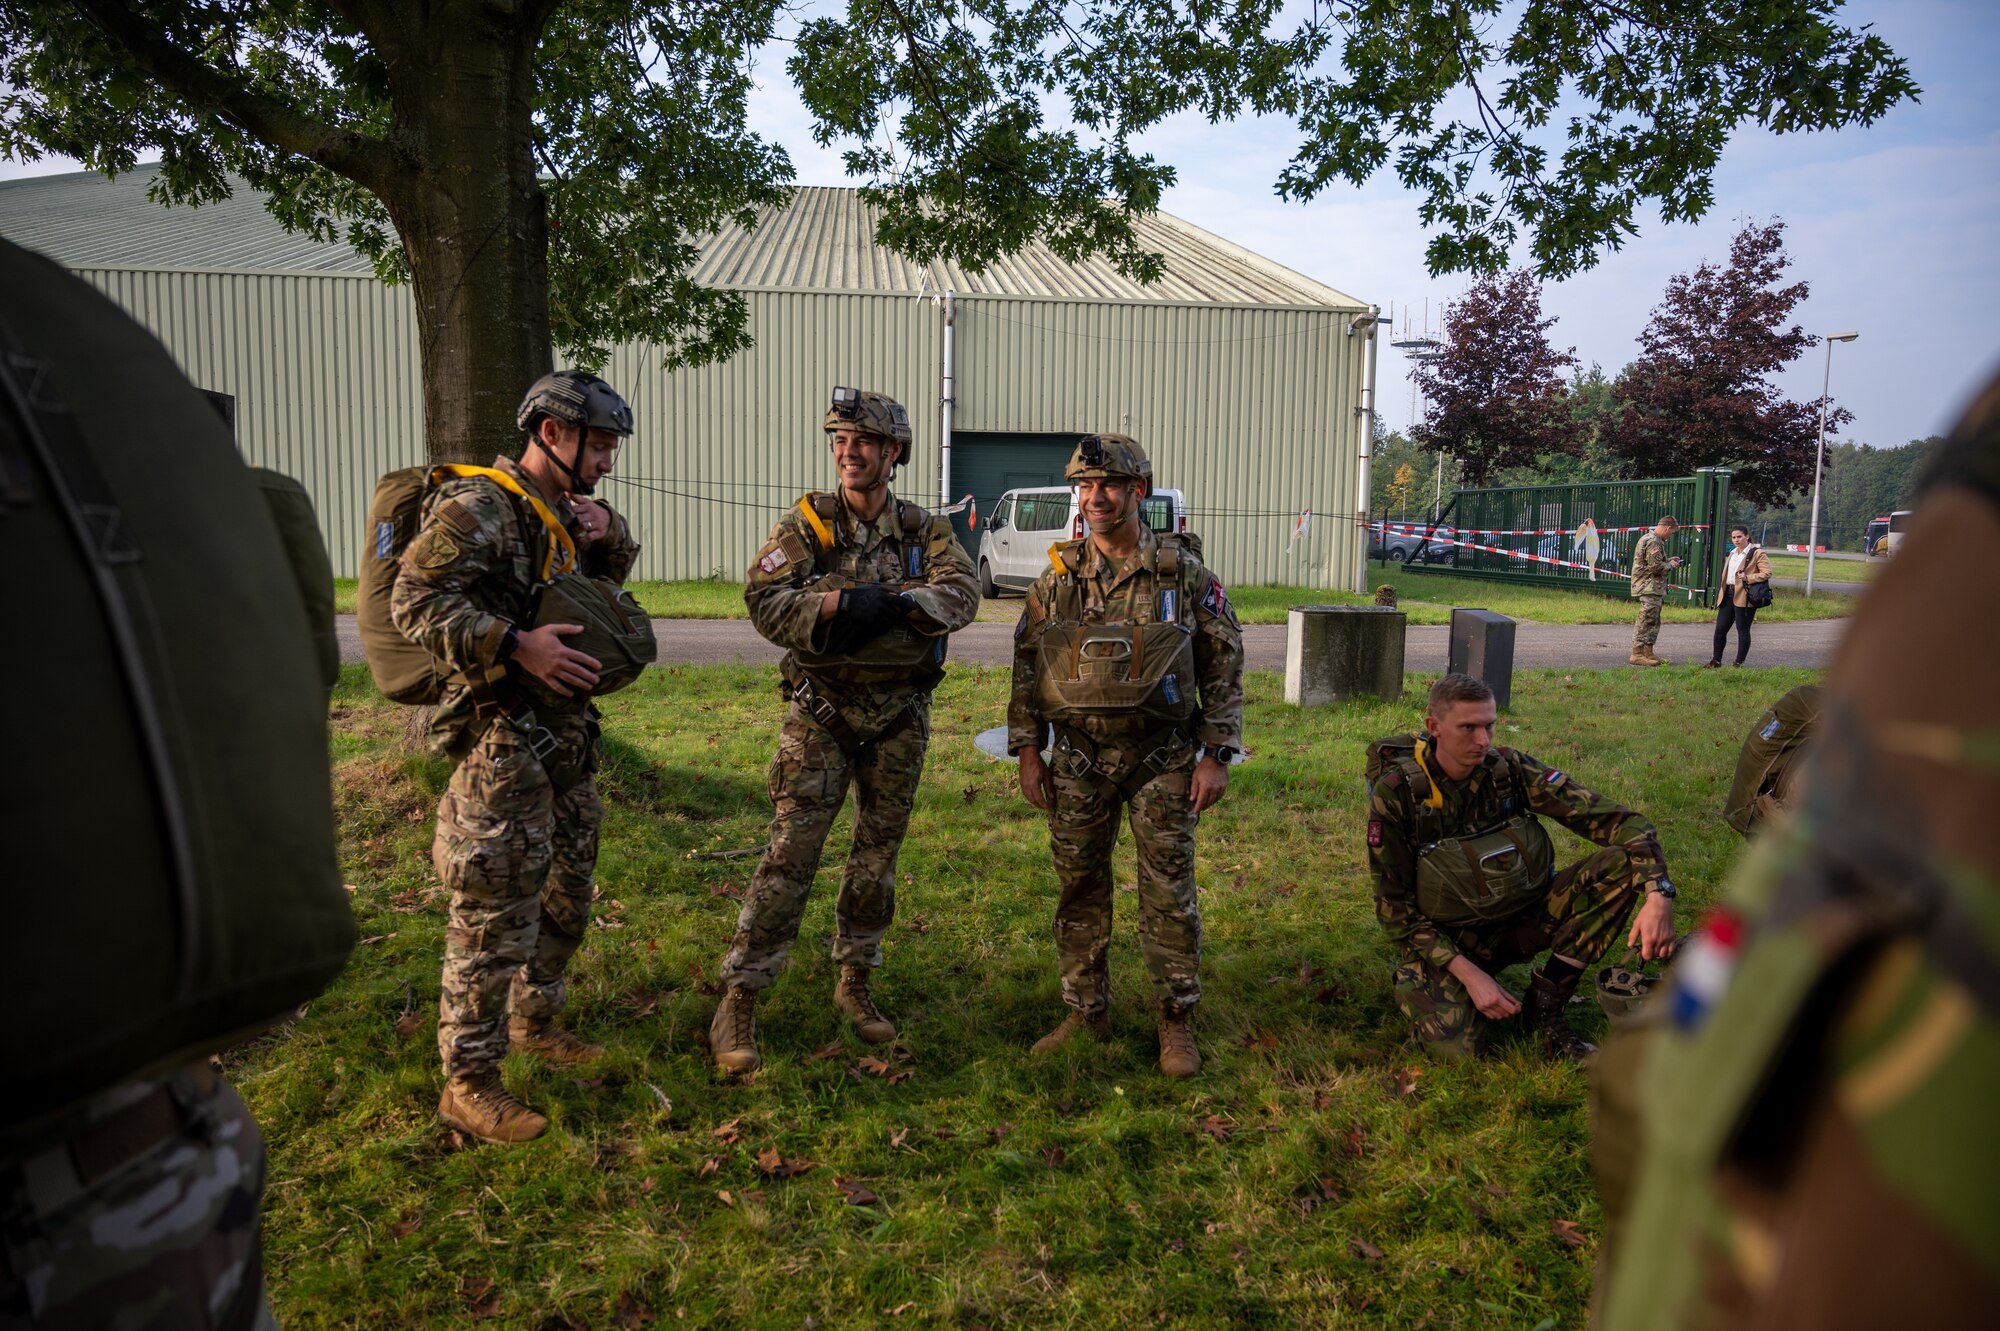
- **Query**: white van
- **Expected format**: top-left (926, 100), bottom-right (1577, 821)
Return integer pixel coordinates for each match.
top-left (978, 486), bottom-right (1189, 595)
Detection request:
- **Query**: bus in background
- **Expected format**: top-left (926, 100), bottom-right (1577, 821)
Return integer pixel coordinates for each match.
top-left (1884, 509), bottom-right (1914, 556)
top-left (1863, 515), bottom-right (1891, 557)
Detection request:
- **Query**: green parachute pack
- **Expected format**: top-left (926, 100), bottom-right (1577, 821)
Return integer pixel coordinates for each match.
top-left (358, 464), bottom-right (655, 705)
top-left (0, 237), bottom-right (355, 1130)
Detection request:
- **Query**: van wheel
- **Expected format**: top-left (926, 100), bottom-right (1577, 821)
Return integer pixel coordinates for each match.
top-left (980, 558), bottom-right (999, 599)
top-left (1387, 547), bottom-right (1409, 564)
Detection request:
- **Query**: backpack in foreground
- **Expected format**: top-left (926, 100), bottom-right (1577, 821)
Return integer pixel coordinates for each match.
top-left (0, 237), bottom-right (355, 1129)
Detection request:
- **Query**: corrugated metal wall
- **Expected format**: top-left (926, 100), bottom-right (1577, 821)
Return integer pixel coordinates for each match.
top-left (77, 266), bottom-right (424, 574)
top-left (72, 270), bottom-right (1366, 589)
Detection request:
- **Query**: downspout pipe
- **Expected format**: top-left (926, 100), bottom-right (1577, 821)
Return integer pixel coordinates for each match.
top-left (1352, 304), bottom-right (1382, 594)
top-left (940, 291), bottom-right (956, 508)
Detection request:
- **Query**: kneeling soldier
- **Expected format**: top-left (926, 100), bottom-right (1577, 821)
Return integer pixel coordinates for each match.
top-left (1366, 672), bottom-right (1678, 1060)
top-left (710, 388), bottom-right (980, 1073)
top-left (1010, 434), bottom-right (1244, 1078)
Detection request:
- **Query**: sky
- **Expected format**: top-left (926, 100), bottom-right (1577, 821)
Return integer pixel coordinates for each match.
top-left (6, 0), bottom-right (1994, 450)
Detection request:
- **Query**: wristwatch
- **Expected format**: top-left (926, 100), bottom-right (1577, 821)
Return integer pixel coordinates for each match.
top-left (1205, 746), bottom-right (1239, 765)
top-left (496, 626), bottom-right (521, 663)
top-left (1647, 876), bottom-right (1677, 900)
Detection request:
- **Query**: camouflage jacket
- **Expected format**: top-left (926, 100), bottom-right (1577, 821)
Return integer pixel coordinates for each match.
top-left (390, 454), bottom-right (639, 733)
top-left (1008, 526), bottom-right (1245, 754)
top-left (1368, 735), bottom-right (1661, 968)
top-left (745, 488), bottom-right (979, 704)
top-left (1630, 532), bottom-right (1671, 597)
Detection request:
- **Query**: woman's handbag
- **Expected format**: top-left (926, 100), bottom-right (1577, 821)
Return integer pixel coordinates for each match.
top-left (1746, 578), bottom-right (1775, 608)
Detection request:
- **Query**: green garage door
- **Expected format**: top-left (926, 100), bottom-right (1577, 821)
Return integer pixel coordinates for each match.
top-left (947, 432), bottom-right (1080, 560)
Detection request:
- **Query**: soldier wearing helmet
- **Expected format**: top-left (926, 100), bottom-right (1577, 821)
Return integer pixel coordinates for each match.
top-left (1008, 432), bottom-right (1244, 1079)
top-left (390, 368), bottom-right (643, 1143)
top-left (709, 386), bottom-right (979, 1075)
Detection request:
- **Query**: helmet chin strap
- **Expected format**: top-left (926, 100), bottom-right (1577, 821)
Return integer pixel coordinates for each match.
top-left (534, 427), bottom-right (593, 496)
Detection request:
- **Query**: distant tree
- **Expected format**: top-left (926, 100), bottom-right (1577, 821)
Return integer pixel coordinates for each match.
top-left (1605, 219), bottom-right (1849, 505)
top-left (1493, 364), bottom-right (1629, 487)
top-left (1, 3), bottom-right (1918, 461)
top-left (1745, 435), bottom-right (1943, 549)
top-left (1409, 270), bottom-right (1582, 485)
top-left (1384, 463), bottom-right (1419, 515)
top-left (1371, 429), bottom-right (1460, 520)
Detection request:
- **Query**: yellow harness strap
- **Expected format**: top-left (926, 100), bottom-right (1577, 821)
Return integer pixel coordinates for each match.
top-left (798, 495), bottom-right (836, 551)
top-left (1412, 741), bottom-right (1448, 811)
top-left (430, 465), bottom-right (577, 580)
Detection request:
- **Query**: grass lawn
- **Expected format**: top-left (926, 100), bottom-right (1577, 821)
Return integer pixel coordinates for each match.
top-left (1763, 552), bottom-right (1879, 583)
top-left (253, 663), bottom-right (1816, 1328)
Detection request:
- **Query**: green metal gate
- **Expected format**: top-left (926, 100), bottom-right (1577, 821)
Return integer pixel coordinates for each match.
top-left (1387, 469), bottom-right (1733, 601)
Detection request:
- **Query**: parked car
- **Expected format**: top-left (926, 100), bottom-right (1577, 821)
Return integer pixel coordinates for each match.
top-left (978, 485), bottom-right (1190, 595)
top-left (1370, 520), bottom-right (1457, 564)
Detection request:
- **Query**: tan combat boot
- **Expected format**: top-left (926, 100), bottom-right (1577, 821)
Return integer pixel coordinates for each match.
top-left (834, 965), bottom-right (896, 1044)
top-left (438, 1070), bottom-right (548, 1144)
top-left (1527, 970), bottom-right (1597, 1061)
top-left (1157, 1005), bottom-right (1201, 1079)
top-left (507, 1016), bottom-right (605, 1066)
top-left (710, 986), bottom-right (761, 1074)
top-left (1030, 1010), bottom-right (1112, 1054)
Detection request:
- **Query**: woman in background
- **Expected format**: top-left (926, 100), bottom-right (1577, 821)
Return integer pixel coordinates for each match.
top-left (1707, 525), bottom-right (1773, 667)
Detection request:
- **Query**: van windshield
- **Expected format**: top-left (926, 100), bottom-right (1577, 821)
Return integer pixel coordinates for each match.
top-left (1140, 495), bottom-right (1174, 533)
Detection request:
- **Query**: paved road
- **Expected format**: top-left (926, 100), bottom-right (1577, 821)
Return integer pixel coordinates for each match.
top-left (1769, 575), bottom-right (1868, 597)
top-left (337, 614), bottom-right (1844, 672)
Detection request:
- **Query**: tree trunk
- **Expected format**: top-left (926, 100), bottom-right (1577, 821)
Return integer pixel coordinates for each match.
top-left (380, 7), bottom-right (551, 466)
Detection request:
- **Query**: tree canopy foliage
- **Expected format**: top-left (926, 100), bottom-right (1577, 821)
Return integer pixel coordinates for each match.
top-left (1605, 219), bottom-right (1846, 506)
top-left (1408, 268), bottom-right (1580, 485)
top-left (0, 1), bottom-right (1918, 460)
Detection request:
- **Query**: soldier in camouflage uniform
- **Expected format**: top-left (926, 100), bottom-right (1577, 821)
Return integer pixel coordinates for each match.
top-left (1367, 672), bottom-right (1678, 1061)
top-left (709, 388), bottom-right (980, 1074)
top-left (1, 1064), bottom-right (277, 1329)
top-left (1592, 379), bottom-right (2000, 1330)
top-left (391, 370), bottom-right (642, 1143)
top-left (1009, 434), bottom-right (1244, 1079)
top-left (1628, 515), bottom-right (1684, 666)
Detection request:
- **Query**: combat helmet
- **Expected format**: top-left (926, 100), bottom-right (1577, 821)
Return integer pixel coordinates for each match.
top-left (516, 370), bottom-right (635, 439)
top-left (1065, 432), bottom-right (1152, 484)
top-left (1595, 960), bottom-right (1658, 1024)
top-left (825, 386), bottom-right (914, 465)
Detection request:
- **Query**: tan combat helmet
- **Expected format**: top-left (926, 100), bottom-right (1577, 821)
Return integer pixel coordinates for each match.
top-left (824, 386), bottom-right (914, 465)
top-left (1065, 432), bottom-right (1152, 483)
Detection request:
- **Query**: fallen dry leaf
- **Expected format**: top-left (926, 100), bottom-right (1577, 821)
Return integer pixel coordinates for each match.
top-left (1342, 1123), bottom-right (1367, 1158)
top-left (1552, 1218), bottom-right (1587, 1249)
top-left (933, 1128), bottom-right (956, 1140)
top-left (855, 1056), bottom-right (891, 1076)
top-left (394, 1011), bottom-right (424, 1040)
top-left (387, 1213), bottom-right (421, 1240)
top-left (987, 1122), bottom-right (1016, 1145)
top-left (712, 1119), bottom-right (741, 1145)
top-left (888, 1303), bottom-right (917, 1317)
top-left (1198, 1115), bottom-right (1233, 1143)
top-left (697, 1157), bottom-right (720, 1178)
top-left (889, 1127), bottom-right (910, 1148)
top-left (1389, 1067), bottom-right (1423, 1100)
top-left (886, 1070), bottom-right (913, 1085)
top-left (834, 1177), bottom-right (880, 1206)
top-left (717, 1190), bottom-right (736, 1207)
top-left (640, 1176), bottom-right (657, 1194)
top-left (461, 1276), bottom-right (499, 1318)
top-left (357, 932), bottom-right (397, 946)
top-left (1349, 1237), bottom-right (1385, 1261)
top-left (804, 1041), bottom-right (846, 1064)
top-left (610, 1292), bottom-right (653, 1328)
top-left (1314, 985), bottom-right (1344, 1003)
top-left (1318, 1177), bottom-right (1341, 1202)
top-left (1044, 1146), bottom-right (1067, 1168)
top-left (1313, 1089), bottom-right (1332, 1112)
top-left (1277, 882), bottom-right (1299, 897)
top-left (1241, 1030), bottom-right (1280, 1052)
top-left (1483, 1183), bottom-right (1512, 1198)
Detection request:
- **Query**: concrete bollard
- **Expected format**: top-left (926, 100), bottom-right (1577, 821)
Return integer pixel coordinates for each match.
top-left (1285, 605), bottom-right (1406, 706)
top-left (1448, 608), bottom-right (1516, 708)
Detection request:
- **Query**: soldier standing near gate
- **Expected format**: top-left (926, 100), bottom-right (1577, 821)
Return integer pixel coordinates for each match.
top-left (1628, 514), bottom-right (1684, 666)
top-left (709, 388), bottom-right (980, 1074)
top-left (1009, 434), bottom-right (1245, 1079)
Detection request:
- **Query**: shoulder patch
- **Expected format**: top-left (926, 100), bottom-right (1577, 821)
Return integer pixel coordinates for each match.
top-left (436, 497), bottom-right (479, 536)
top-left (1367, 819), bottom-right (1383, 847)
top-left (1544, 768), bottom-right (1566, 784)
top-left (411, 528), bottom-right (462, 570)
top-left (1382, 771), bottom-right (1404, 789)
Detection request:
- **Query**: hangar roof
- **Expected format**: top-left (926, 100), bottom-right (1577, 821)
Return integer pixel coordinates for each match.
top-left (0, 168), bottom-right (1360, 309)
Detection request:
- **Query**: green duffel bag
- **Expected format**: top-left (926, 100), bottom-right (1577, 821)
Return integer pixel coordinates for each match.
top-left (0, 237), bottom-right (355, 1133)
top-left (525, 573), bottom-right (658, 699)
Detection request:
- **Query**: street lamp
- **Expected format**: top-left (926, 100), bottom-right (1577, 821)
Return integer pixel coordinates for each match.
top-left (1806, 331), bottom-right (1859, 596)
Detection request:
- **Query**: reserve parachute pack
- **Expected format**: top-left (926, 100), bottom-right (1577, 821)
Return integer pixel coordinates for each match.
top-left (358, 462), bottom-right (617, 704)
top-left (1032, 534), bottom-right (1198, 724)
top-left (1363, 734), bottom-right (1555, 926)
top-left (1723, 684), bottom-right (1822, 836)
top-left (0, 237), bottom-right (355, 1128)
top-left (525, 573), bottom-right (657, 699)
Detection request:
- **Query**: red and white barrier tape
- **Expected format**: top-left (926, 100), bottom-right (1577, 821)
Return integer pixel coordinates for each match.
top-left (1372, 520), bottom-right (1710, 537)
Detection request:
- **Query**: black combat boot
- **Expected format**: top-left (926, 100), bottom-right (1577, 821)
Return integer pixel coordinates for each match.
top-left (1527, 969), bottom-right (1597, 1060)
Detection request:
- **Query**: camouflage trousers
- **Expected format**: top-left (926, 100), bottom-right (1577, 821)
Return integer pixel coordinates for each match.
top-left (721, 695), bottom-right (931, 990)
top-left (1045, 752), bottom-right (1202, 1018)
top-left (0, 1063), bottom-right (278, 1330)
top-left (433, 708), bottom-right (602, 1078)
top-left (1392, 844), bottom-right (1647, 1060)
top-left (1632, 595), bottom-right (1664, 651)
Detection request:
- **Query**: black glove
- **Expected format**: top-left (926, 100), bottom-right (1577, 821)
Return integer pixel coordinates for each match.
top-left (822, 584), bottom-right (911, 654)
